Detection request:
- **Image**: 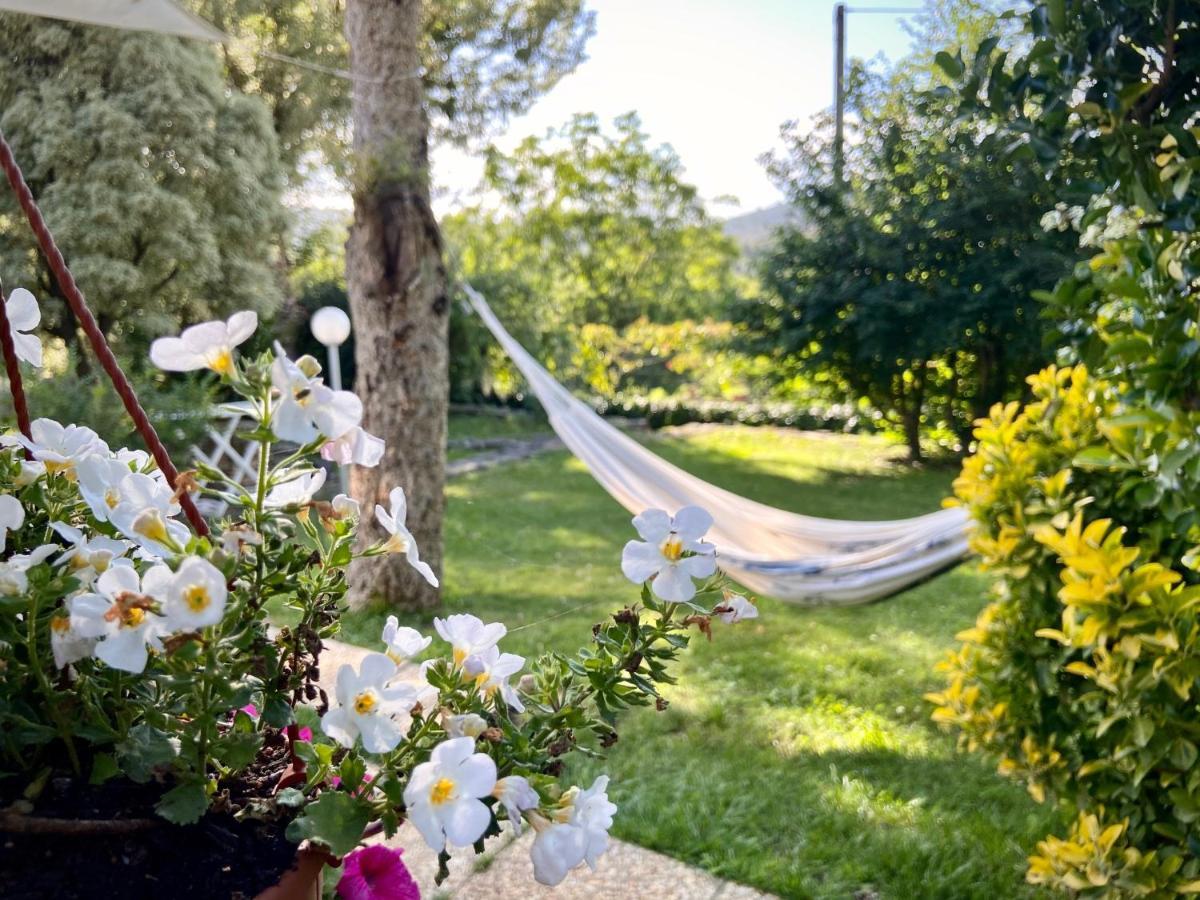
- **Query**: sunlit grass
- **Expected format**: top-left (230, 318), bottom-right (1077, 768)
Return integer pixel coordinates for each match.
top-left (340, 426), bottom-right (1060, 898)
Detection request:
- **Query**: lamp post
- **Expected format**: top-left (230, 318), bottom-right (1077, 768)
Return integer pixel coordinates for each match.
top-left (310, 306), bottom-right (353, 493)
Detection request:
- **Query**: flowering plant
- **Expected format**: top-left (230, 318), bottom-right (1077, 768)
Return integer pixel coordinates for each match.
top-left (0, 293), bottom-right (759, 889)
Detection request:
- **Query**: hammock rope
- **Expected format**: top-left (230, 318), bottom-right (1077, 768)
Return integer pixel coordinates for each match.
top-left (462, 284), bottom-right (971, 606)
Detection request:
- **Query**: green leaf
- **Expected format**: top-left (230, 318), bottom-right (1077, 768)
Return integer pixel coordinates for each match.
top-left (934, 50), bottom-right (964, 79)
top-left (262, 697), bottom-right (295, 728)
top-left (156, 781), bottom-right (209, 825)
top-left (1073, 447), bottom-right (1134, 471)
top-left (89, 753), bottom-right (119, 786)
top-left (285, 791), bottom-right (370, 857)
top-left (276, 787), bottom-right (307, 808)
top-left (213, 730), bottom-right (263, 770)
top-left (117, 723), bottom-right (180, 783)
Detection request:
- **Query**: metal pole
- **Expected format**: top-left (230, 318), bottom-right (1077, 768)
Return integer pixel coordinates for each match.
top-left (327, 344), bottom-right (349, 494)
top-left (834, 2), bottom-right (846, 183)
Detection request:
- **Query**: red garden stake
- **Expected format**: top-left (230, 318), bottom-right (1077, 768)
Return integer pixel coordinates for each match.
top-left (0, 286), bottom-right (33, 456)
top-left (0, 130), bottom-right (208, 537)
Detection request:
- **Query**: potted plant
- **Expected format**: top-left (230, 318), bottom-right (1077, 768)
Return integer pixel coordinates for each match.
top-left (0, 289), bottom-right (761, 898)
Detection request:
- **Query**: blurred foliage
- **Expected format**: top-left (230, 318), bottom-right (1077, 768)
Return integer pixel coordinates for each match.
top-left (929, 1), bottom-right (1200, 895)
top-left (445, 113), bottom-right (746, 402)
top-left (754, 58), bottom-right (1080, 460)
top-left (0, 347), bottom-right (215, 460)
top-left (0, 14), bottom-right (286, 360)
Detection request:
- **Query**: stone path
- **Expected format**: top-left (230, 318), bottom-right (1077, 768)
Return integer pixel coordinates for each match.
top-left (445, 434), bottom-right (562, 477)
top-left (317, 638), bottom-right (774, 900)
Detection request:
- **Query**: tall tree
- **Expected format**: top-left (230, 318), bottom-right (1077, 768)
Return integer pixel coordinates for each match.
top-left (342, 0), bottom-right (446, 610)
top-left (757, 65), bottom-right (1079, 459)
top-left (0, 14), bottom-right (285, 357)
top-left (341, 0), bottom-right (593, 609)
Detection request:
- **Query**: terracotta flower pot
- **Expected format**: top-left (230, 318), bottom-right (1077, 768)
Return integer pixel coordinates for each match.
top-left (255, 845), bottom-right (333, 900)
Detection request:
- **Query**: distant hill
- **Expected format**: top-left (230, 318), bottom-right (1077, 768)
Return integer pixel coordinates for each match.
top-left (721, 203), bottom-right (803, 255)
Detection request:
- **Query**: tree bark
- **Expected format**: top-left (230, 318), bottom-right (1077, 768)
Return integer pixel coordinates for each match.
top-left (344, 0), bottom-right (448, 610)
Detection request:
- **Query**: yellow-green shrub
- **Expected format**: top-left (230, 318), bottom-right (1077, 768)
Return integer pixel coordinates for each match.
top-left (928, 364), bottom-right (1200, 896)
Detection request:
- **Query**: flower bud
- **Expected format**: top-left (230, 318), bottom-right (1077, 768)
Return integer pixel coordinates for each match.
top-left (295, 355), bottom-right (322, 378)
top-left (445, 712), bottom-right (488, 738)
top-left (132, 508), bottom-right (170, 545)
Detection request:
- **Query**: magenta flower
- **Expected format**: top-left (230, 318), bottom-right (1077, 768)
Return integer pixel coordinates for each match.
top-left (240, 703), bottom-right (258, 718)
top-left (298, 726), bottom-right (313, 742)
top-left (337, 845), bottom-right (419, 900)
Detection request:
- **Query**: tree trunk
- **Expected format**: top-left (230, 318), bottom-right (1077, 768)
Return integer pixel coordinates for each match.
top-left (903, 363), bottom-right (925, 463)
top-left (343, 0), bottom-right (448, 610)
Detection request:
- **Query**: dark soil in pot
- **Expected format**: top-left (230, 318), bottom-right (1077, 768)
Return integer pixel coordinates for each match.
top-left (0, 745), bottom-right (306, 899)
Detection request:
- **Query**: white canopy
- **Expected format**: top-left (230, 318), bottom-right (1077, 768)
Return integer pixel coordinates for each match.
top-left (463, 285), bottom-right (972, 606)
top-left (0, 0), bottom-right (226, 42)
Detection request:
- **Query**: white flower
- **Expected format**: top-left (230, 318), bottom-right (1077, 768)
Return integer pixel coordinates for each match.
top-left (15, 459), bottom-right (45, 487)
top-left (50, 614), bottom-right (94, 669)
top-left (620, 506), bottom-right (717, 603)
top-left (149, 311), bottom-right (257, 376)
top-left (0, 494), bottom-right (23, 551)
top-left (69, 565), bottom-right (171, 673)
top-left (270, 348), bottom-right (362, 445)
top-left (6, 419), bottom-right (108, 479)
top-left (382, 615), bottom-right (431, 662)
top-left (76, 455), bottom-right (140, 523)
top-left (530, 776), bottom-right (617, 886)
top-left (433, 613), bottom-right (506, 667)
top-left (444, 712), bottom-right (488, 739)
top-left (50, 522), bottom-right (131, 586)
top-left (464, 645), bottom-right (526, 712)
top-left (713, 592), bottom-right (758, 624)
top-left (321, 426), bottom-right (385, 467)
top-left (5, 288), bottom-right (42, 367)
top-left (375, 486), bottom-right (438, 587)
top-left (107, 472), bottom-right (187, 558)
top-left (331, 494), bottom-right (360, 519)
top-left (404, 737), bottom-right (497, 852)
top-left (530, 821), bottom-right (589, 887)
top-left (320, 652), bottom-right (419, 753)
top-left (0, 544), bottom-right (56, 596)
top-left (217, 525), bottom-right (262, 556)
top-left (264, 468), bottom-right (326, 508)
top-left (162, 556), bottom-right (227, 630)
top-left (493, 775), bottom-right (539, 834)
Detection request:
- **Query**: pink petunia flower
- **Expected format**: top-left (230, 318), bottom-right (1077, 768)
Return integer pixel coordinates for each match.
top-left (337, 845), bottom-right (419, 900)
top-left (298, 726), bottom-right (313, 742)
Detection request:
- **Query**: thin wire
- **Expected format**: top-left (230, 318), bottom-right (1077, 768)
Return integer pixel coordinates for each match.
top-left (507, 600), bottom-right (604, 633)
top-left (255, 47), bottom-right (423, 85)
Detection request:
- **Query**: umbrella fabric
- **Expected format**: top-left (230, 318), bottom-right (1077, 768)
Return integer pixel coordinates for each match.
top-left (0, 0), bottom-right (226, 42)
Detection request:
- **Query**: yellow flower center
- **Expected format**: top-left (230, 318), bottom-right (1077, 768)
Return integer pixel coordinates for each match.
top-left (183, 584), bottom-right (211, 613)
top-left (660, 534), bottom-right (683, 562)
top-left (430, 777), bottom-right (455, 806)
top-left (50, 616), bottom-right (71, 634)
top-left (353, 690), bottom-right (378, 715)
top-left (68, 552), bottom-right (90, 571)
top-left (123, 607), bottom-right (145, 628)
top-left (452, 647), bottom-right (467, 666)
top-left (133, 510), bottom-right (169, 544)
top-left (104, 487), bottom-right (121, 509)
top-left (46, 460), bottom-right (76, 481)
top-left (207, 348), bottom-right (234, 376)
top-left (293, 387), bottom-right (312, 407)
top-left (383, 532), bottom-right (409, 555)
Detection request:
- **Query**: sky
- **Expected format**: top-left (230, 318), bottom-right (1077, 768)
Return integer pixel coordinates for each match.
top-left (430, 0), bottom-right (921, 218)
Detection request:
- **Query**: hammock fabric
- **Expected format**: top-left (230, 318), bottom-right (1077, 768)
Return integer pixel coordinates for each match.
top-left (463, 285), bottom-right (971, 606)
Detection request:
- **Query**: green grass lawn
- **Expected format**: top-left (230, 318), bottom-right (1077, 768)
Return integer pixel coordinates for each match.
top-left (446, 409), bottom-right (551, 443)
top-left (341, 426), bottom-right (1060, 899)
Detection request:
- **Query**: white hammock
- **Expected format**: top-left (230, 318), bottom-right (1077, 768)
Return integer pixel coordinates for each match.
top-left (462, 286), bottom-right (971, 606)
